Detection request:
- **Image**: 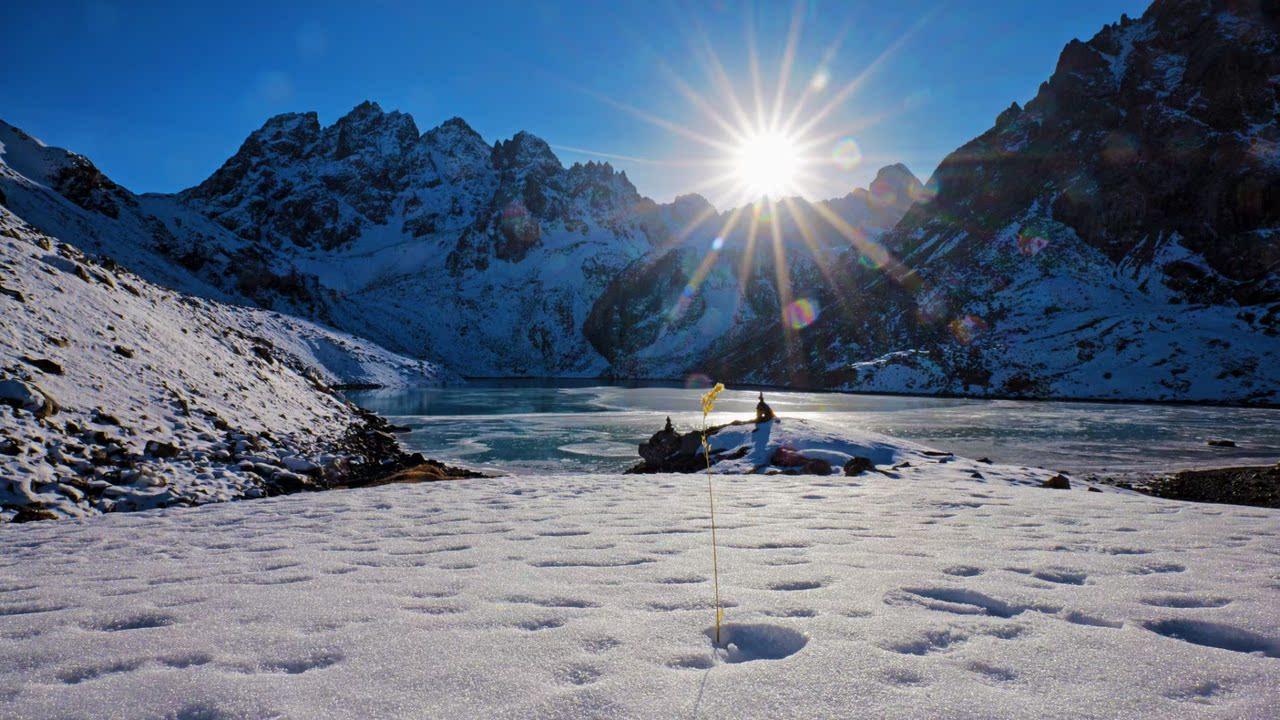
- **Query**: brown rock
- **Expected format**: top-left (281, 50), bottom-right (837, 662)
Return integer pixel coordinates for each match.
top-left (844, 456), bottom-right (876, 476)
top-left (1042, 474), bottom-right (1071, 490)
top-left (21, 356), bottom-right (63, 375)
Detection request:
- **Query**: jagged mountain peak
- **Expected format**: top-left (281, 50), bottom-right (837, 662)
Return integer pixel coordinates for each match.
top-left (491, 130), bottom-right (561, 173)
top-left (870, 163), bottom-right (923, 198)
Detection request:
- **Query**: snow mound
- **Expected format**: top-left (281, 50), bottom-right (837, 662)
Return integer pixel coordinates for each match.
top-left (702, 417), bottom-right (1106, 490)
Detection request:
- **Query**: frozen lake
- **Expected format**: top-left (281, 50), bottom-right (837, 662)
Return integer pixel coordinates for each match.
top-left (348, 382), bottom-right (1280, 477)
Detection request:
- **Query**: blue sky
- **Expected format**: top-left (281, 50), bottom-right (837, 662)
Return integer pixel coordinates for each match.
top-left (0, 1), bottom-right (1149, 205)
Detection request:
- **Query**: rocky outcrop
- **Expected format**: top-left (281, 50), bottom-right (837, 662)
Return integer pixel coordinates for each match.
top-left (629, 417), bottom-right (749, 473)
top-left (1138, 463), bottom-right (1280, 508)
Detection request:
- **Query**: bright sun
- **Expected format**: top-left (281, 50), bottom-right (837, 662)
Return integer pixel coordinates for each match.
top-left (733, 131), bottom-right (802, 199)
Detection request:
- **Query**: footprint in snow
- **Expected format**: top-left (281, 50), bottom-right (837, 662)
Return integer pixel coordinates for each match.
top-left (581, 636), bottom-right (621, 654)
top-left (886, 587), bottom-right (1025, 619)
top-left (769, 579), bottom-right (827, 591)
top-left (879, 628), bottom-right (966, 656)
top-left (57, 659), bottom-right (145, 685)
top-left (966, 661), bottom-right (1017, 683)
top-left (1142, 619), bottom-right (1280, 658)
top-left (82, 611), bottom-right (176, 632)
top-left (1140, 595), bottom-right (1231, 609)
top-left (665, 654), bottom-right (715, 670)
top-left (554, 663), bottom-right (602, 686)
top-left (515, 617), bottom-right (567, 632)
top-left (881, 667), bottom-right (929, 687)
top-left (706, 623), bottom-right (808, 663)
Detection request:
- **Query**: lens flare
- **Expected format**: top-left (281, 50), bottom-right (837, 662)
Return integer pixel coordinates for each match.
top-left (784, 298), bottom-right (818, 329)
top-left (753, 201), bottom-right (775, 224)
top-left (832, 137), bottom-right (862, 171)
top-left (711, 236), bottom-right (725, 251)
top-left (916, 288), bottom-right (948, 324)
top-left (809, 68), bottom-right (830, 92)
top-left (907, 179), bottom-right (938, 204)
top-left (684, 372), bottom-right (713, 389)
top-left (948, 314), bottom-right (988, 345)
top-left (1017, 230), bottom-right (1050, 256)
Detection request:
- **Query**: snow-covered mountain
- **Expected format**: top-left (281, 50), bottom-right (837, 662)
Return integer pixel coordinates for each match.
top-left (0, 103), bottom-right (919, 380)
top-left (173, 105), bottom-right (661, 374)
top-left (1, 0), bottom-right (1275, 401)
top-left (583, 164), bottom-right (926, 377)
top-left (709, 0), bottom-right (1280, 403)
top-left (0, 207), bottom-right (447, 521)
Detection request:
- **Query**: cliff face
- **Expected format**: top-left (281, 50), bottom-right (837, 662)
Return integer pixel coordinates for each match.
top-left (708, 0), bottom-right (1279, 403)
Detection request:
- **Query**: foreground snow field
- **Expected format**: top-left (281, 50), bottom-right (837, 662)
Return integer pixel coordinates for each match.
top-left (1, 472), bottom-right (1276, 719)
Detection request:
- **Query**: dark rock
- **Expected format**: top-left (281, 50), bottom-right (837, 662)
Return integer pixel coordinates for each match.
top-left (10, 506), bottom-right (59, 523)
top-left (113, 345), bottom-right (134, 358)
top-left (0, 285), bottom-right (24, 302)
top-left (802, 458), bottom-right (833, 476)
top-left (770, 446), bottom-right (807, 468)
top-left (357, 460), bottom-right (488, 486)
top-left (1042, 474), bottom-right (1071, 490)
top-left (843, 456), bottom-right (876, 476)
top-left (1087, 486), bottom-right (1102, 493)
top-left (755, 392), bottom-right (774, 422)
top-left (92, 410), bottom-right (121, 426)
top-left (1140, 465), bottom-right (1280, 509)
top-left (637, 417), bottom-right (685, 468)
top-left (21, 356), bottom-right (63, 375)
top-left (1207, 439), bottom-right (1237, 447)
top-left (145, 440), bottom-right (180, 459)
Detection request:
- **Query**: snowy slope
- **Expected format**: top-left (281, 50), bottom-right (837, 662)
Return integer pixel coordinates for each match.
top-left (837, 217), bottom-right (1280, 403)
top-left (0, 471), bottom-right (1275, 719)
top-left (0, 208), bottom-right (444, 521)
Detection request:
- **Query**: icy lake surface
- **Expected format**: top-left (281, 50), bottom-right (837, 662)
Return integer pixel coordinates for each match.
top-left (348, 382), bottom-right (1280, 476)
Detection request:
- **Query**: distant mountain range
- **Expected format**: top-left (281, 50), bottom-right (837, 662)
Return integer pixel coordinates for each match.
top-left (1, 0), bottom-right (1276, 403)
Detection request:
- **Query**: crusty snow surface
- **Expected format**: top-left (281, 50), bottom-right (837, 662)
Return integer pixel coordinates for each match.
top-left (1, 468), bottom-right (1276, 719)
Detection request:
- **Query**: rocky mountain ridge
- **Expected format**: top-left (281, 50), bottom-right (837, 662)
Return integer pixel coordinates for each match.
top-left (706, 0), bottom-right (1279, 403)
top-left (1, 0), bottom-right (1275, 402)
